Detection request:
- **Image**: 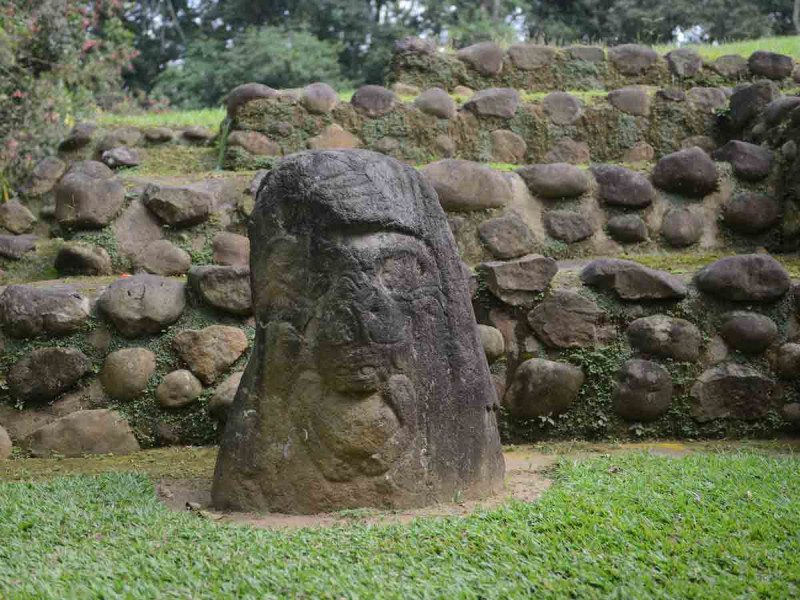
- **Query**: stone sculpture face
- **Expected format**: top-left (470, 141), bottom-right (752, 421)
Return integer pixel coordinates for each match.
top-left (212, 150), bottom-right (504, 513)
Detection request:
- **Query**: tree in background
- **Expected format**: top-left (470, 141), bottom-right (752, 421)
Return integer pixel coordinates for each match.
top-left (0, 0), bottom-right (135, 191)
top-left (152, 26), bottom-right (348, 108)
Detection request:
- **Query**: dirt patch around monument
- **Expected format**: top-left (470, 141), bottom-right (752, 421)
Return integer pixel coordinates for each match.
top-left (156, 447), bottom-right (558, 529)
top-left (152, 439), bottom-right (800, 529)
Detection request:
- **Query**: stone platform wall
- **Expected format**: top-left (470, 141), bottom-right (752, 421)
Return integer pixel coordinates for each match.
top-left (477, 254), bottom-right (800, 441)
top-left (223, 85), bottom-right (717, 168)
top-left (389, 39), bottom-right (800, 93)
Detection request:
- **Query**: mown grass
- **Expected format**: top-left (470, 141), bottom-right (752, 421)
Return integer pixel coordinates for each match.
top-left (629, 252), bottom-right (800, 277)
top-left (1, 451), bottom-right (798, 598)
top-left (654, 36), bottom-right (800, 60)
top-left (97, 108), bottom-right (225, 131)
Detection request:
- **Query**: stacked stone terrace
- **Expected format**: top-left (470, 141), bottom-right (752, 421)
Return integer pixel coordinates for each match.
top-left (1, 39), bottom-right (799, 460)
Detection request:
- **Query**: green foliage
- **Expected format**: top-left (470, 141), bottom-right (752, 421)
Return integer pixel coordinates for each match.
top-left (0, 451), bottom-right (798, 597)
top-left (0, 1), bottom-right (135, 191)
top-left (152, 26), bottom-right (349, 109)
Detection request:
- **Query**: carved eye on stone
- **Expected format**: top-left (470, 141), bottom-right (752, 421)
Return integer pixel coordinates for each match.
top-left (379, 252), bottom-right (434, 294)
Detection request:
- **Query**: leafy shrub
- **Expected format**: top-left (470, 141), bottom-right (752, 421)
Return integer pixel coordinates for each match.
top-left (0, 0), bottom-right (135, 194)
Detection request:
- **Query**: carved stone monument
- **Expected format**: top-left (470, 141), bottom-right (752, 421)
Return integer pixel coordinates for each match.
top-left (212, 150), bottom-right (505, 513)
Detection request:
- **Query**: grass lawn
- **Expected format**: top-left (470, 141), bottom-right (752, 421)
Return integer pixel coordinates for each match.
top-left (654, 36), bottom-right (800, 60)
top-left (1, 450), bottom-right (798, 598)
top-left (97, 108), bottom-right (225, 132)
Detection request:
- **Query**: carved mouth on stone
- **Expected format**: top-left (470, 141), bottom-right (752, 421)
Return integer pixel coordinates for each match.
top-left (311, 390), bottom-right (401, 460)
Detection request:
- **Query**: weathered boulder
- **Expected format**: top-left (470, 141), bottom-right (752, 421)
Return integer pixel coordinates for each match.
top-left (101, 146), bottom-right (140, 169)
top-left (187, 265), bottom-right (252, 316)
top-left (134, 239), bottom-right (191, 276)
top-left (226, 82), bottom-right (278, 116)
top-left (143, 127), bottom-right (174, 143)
top-left (99, 348), bottom-right (157, 400)
top-left (208, 371), bottom-right (243, 422)
top-left (607, 214), bottom-right (648, 243)
top-left (463, 88), bottom-right (520, 118)
top-left (156, 370), bottom-right (203, 408)
top-left (0, 234), bottom-right (36, 259)
top-left (666, 48), bottom-right (702, 77)
top-left (764, 96), bottom-right (800, 126)
top-left (142, 183), bottom-right (213, 226)
top-left (478, 213), bottom-right (537, 259)
top-left (776, 343), bottom-right (800, 379)
top-left (722, 192), bottom-right (780, 234)
top-left (544, 210), bottom-right (594, 243)
top-left (712, 140), bottom-right (773, 181)
top-left (422, 159), bottom-right (511, 211)
top-left (710, 55), bottom-right (748, 78)
top-left (748, 51), bottom-right (794, 80)
top-left (581, 258), bottom-right (687, 301)
top-left (542, 92), bottom-right (582, 125)
top-left (0, 284), bottom-right (90, 338)
top-left (97, 274), bottom-right (186, 337)
top-left (0, 200), bottom-right (36, 233)
top-left (783, 403), bottom-right (800, 429)
top-left (652, 147), bottom-right (717, 197)
top-left (608, 44), bottom-right (658, 75)
top-left (591, 164), bottom-right (656, 208)
top-left (728, 81), bottom-right (779, 131)
top-left (479, 254), bottom-right (558, 306)
top-left (55, 241), bottom-right (113, 276)
top-left (566, 46), bottom-right (605, 62)
top-left (691, 363), bottom-right (775, 421)
top-left (657, 88), bottom-right (687, 102)
top-left (490, 129), bottom-right (527, 163)
top-left (21, 156), bottom-right (66, 195)
top-left (96, 127), bottom-right (141, 153)
top-left (182, 126), bottom-right (214, 144)
top-left (351, 85), bottom-right (396, 118)
top-left (0, 425), bottom-right (10, 459)
top-left (503, 358), bottom-right (584, 418)
top-left (544, 139), bottom-right (590, 164)
top-left (58, 122), bottom-right (97, 151)
top-left (660, 208), bottom-right (703, 248)
top-left (8, 347), bottom-right (91, 403)
top-left (527, 290), bottom-right (604, 349)
top-left (517, 163), bottom-right (590, 199)
top-left (414, 87), bottom-right (456, 119)
top-left (613, 359), bottom-right (673, 422)
top-left (719, 312), bottom-right (778, 354)
top-left (212, 231), bottom-right (250, 266)
top-left (301, 82), bottom-right (338, 114)
top-left (54, 161), bottom-right (125, 228)
top-left (213, 149), bottom-right (504, 513)
top-left (508, 44), bottom-right (556, 70)
top-left (172, 325), bottom-right (248, 385)
top-left (227, 131), bottom-right (281, 156)
top-left (695, 254), bottom-right (789, 302)
top-left (627, 315), bottom-right (702, 362)
top-left (308, 124), bottom-right (362, 150)
top-left (608, 87), bottom-right (650, 116)
top-left (25, 410), bottom-right (139, 457)
top-left (456, 41), bottom-right (504, 75)
top-left (477, 324), bottom-right (505, 362)
top-left (686, 87), bottom-right (728, 113)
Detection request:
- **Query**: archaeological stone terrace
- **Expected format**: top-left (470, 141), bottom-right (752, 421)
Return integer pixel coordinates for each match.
top-left (0, 38), bottom-right (799, 462)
